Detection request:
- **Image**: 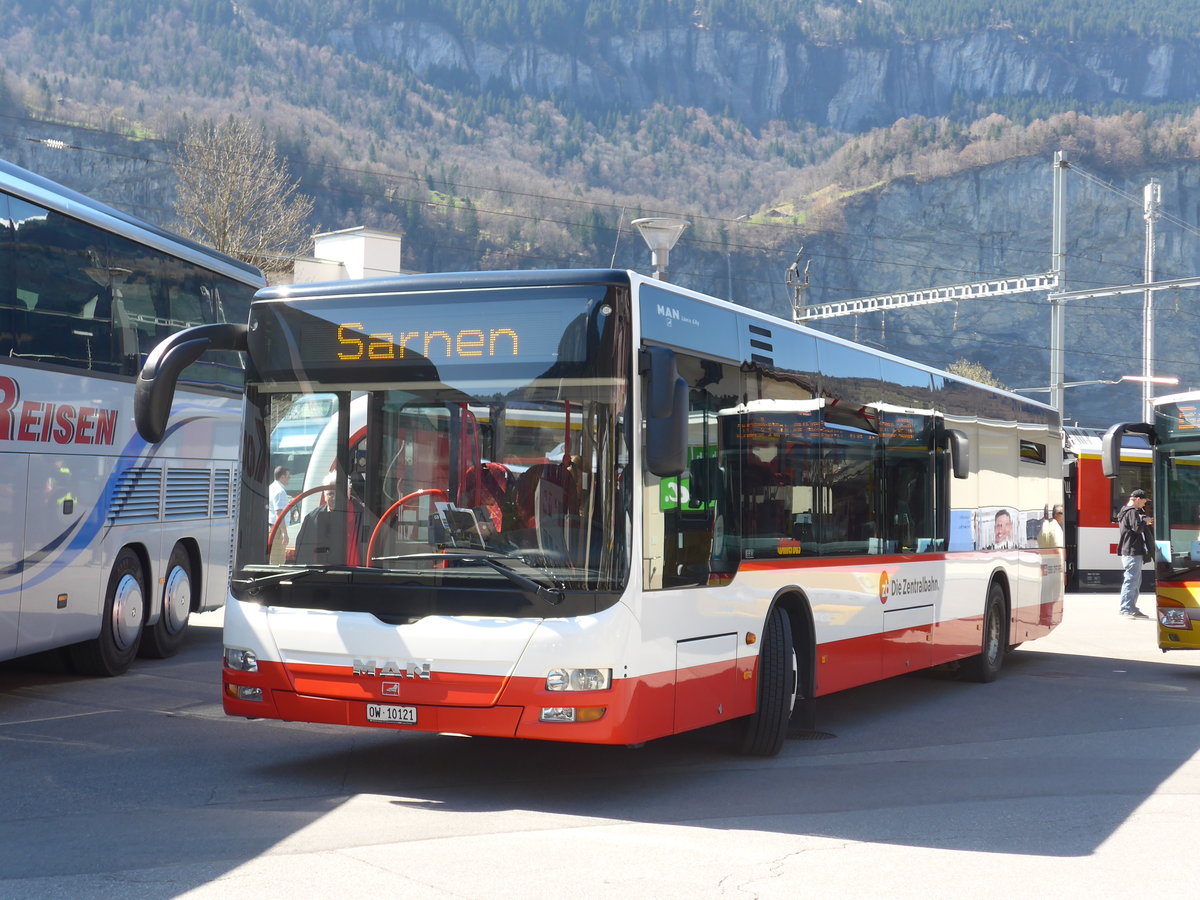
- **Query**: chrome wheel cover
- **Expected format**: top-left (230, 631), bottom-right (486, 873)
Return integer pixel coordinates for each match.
top-left (162, 564), bottom-right (191, 635)
top-left (110, 573), bottom-right (144, 651)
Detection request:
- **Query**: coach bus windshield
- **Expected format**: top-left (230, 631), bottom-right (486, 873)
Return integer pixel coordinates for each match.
top-left (234, 283), bottom-right (632, 617)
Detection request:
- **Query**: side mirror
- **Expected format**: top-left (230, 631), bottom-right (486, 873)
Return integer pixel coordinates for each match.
top-left (940, 428), bottom-right (969, 479)
top-left (1101, 422), bottom-right (1156, 478)
top-left (135, 323), bottom-right (248, 443)
top-left (640, 346), bottom-right (688, 477)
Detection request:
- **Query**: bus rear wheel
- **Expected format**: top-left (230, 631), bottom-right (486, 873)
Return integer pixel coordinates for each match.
top-left (961, 581), bottom-right (1007, 683)
top-left (68, 548), bottom-right (145, 676)
top-left (734, 605), bottom-right (796, 757)
top-left (139, 544), bottom-right (193, 659)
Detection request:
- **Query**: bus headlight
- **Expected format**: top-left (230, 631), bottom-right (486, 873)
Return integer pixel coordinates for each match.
top-left (539, 706), bottom-right (607, 723)
top-left (224, 647), bottom-right (259, 672)
top-left (545, 667), bottom-right (611, 691)
top-left (1160, 608), bottom-right (1191, 629)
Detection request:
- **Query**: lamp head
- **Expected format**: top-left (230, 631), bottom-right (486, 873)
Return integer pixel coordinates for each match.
top-left (633, 217), bottom-right (689, 280)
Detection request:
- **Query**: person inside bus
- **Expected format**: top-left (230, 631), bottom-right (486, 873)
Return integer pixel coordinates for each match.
top-left (1116, 488), bottom-right (1154, 619)
top-left (294, 471), bottom-right (372, 566)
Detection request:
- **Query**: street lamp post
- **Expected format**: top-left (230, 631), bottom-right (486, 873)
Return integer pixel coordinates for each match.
top-left (632, 217), bottom-right (689, 281)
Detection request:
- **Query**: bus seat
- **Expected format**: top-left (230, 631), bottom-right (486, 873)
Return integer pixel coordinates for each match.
top-left (463, 461), bottom-right (514, 531)
top-left (515, 462), bottom-right (579, 560)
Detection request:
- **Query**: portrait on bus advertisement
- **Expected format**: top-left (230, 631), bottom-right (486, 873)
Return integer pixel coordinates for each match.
top-left (978, 506), bottom-right (1019, 550)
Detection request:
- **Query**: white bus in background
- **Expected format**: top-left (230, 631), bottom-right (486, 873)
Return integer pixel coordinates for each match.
top-left (0, 158), bottom-right (264, 675)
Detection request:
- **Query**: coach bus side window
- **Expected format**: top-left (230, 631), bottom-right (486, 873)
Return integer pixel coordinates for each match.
top-left (11, 200), bottom-right (116, 373)
top-left (644, 354), bottom-right (739, 590)
top-left (0, 191), bottom-right (13, 357)
top-left (105, 232), bottom-right (165, 376)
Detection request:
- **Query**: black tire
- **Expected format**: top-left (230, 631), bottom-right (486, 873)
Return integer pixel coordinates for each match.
top-left (138, 544), bottom-right (193, 659)
top-left (67, 548), bottom-right (145, 676)
top-left (961, 580), bottom-right (1007, 683)
top-left (734, 605), bottom-right (797, 757)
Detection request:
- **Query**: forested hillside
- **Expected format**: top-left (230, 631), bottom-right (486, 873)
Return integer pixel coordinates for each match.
top-left (3, 0), bottom-right (1200, 422)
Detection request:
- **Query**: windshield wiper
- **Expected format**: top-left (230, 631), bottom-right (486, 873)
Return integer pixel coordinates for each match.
top-left (383, 552), bottom-right (565, 606)
top-left (235, 566), bottom-right (352, 594)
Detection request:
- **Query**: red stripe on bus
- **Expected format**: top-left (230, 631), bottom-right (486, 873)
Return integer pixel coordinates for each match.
top-left (221, 597), bottom-right (1060, 745)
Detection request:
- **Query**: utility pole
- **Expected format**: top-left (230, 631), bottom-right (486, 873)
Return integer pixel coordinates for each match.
top-left (1049, 151), bottom-right (1069, 418)
top-left (786, 248), bottom-right (810, 323)
top-left (1142, 179), bottom-right (1161, 422)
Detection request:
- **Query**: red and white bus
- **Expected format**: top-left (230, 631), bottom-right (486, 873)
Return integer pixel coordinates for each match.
top-left (0, 158), bottom-right (264, 675)
top-left (136, 268), bottom-right (1063, 754)
top-left (1063, 425), bottom-right (1153, 592)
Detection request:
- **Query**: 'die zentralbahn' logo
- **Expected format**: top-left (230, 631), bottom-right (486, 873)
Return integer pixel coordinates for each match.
top-left (879, 570), bottom-right (890, 604)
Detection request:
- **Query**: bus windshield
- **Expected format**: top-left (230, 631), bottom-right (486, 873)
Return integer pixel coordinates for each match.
top-left (236, 283), bottom-right (632, 615)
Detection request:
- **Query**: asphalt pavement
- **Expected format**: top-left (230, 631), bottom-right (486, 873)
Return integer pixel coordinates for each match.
top-left (0, 590), bottom-right (1197, 899)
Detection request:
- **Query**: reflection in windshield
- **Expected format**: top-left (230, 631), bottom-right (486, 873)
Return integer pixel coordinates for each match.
top-left (243, 384), bottom-right (629, 594)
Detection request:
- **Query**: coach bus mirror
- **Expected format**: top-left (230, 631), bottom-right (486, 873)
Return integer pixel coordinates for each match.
top-left (1101, 422), bottom-right (1156, 478)
top-left (135, 323), bottom-right (249, 443)
top-left (640, 346), bottom-right (688, 476)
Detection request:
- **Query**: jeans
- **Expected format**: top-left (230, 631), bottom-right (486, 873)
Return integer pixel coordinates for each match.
top-left (1119, 555), bottom-right (1143, 614)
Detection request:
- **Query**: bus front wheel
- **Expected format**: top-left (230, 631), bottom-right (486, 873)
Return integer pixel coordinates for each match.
top-left (139, 544), bottom-right (193, 659)
top-left (734, 605), bottom-right (796, 757)
top-left (68, 548), bottom-right (145, 677)
top-left (961, 581), bottom-right (1007, 683)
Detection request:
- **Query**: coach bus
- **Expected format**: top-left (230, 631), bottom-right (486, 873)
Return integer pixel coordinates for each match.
top-left (1063, 425), bottom-right (1152, 592)
top-left (1104, 393), bottom-right (1200, 654)
top-left (135, 268), bottom-right (1063, 755)
top-left (0, 158), bottom-right (264, 676)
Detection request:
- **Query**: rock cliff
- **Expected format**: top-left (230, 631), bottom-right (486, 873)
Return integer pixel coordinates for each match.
top-left (330, 23), bottom-right (1200, 131)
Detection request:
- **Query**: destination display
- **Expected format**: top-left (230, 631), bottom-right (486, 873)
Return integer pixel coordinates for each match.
top-left (250, 285), bottom-right (618, 385)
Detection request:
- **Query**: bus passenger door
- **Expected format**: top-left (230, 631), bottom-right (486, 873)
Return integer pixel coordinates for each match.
top-left (0, 452), bottom-right (26, 660)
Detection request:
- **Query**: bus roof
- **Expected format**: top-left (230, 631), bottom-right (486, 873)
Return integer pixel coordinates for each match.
top-left (0, 156), bottom-right (264, 284)
top-left (255, 266), bottom-right (1056, 420)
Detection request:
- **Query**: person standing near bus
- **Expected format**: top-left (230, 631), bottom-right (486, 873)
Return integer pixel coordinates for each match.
top-left (1038, 505), bottom-right (1064, 548)
top-left (1117, 489), bottom-right (1154, 619)
top-left (268, 466), bottom-right (291, 564)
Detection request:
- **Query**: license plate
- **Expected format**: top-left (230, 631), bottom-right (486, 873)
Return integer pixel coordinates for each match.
top-left (366, 703), bottom-right (417, 724)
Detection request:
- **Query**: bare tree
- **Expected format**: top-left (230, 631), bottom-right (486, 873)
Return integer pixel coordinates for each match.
top-left (170, 117), bottom-right (314, 277)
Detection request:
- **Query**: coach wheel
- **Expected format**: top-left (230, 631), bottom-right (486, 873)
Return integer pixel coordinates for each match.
top-left (367, 489), bottom-right (449, 565)
top-left (139, 543), bottom-right (193, 659)
top-left (734, 605), bottom-right (797, 757)
top-left (67, 548), bottom-right (145, 677)
top-left (961, 580), bottom-right (1007, 683)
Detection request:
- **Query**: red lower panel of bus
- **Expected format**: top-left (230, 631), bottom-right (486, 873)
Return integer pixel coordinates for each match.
top-left (222, 599), bottom-right (1060, 743)
top-left (224, 660), bottom-right (724, 745)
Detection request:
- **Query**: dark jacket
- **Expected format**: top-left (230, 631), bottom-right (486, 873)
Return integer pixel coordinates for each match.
top-left (294, 500), bottom-right (372, 565)
top-left (1116, 503), bottom-right (1154, 562)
